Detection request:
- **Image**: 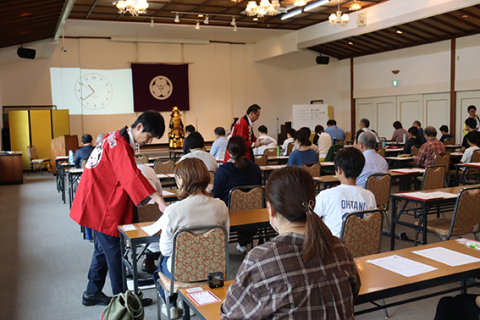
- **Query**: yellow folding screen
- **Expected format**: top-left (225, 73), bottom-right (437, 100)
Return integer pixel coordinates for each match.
top-left (8, 110), bottom-right (31, 170)
top-left (51, 110), bottom-right (70, 138)
top-left (30, 110), bottom-right (52, 164)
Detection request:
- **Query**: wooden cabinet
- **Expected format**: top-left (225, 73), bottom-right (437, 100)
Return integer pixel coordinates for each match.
top-left (50, 135), bottom-right (78, 174)
top-left (0, 153), bottom-right (23, 185)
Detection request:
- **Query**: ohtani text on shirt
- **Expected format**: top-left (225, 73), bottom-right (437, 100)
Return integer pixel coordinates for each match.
top-left (341, 200), bottom-right (367, 211)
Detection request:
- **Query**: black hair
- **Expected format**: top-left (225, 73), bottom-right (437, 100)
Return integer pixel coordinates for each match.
top-left (227, 135), bottom-right (249, 171)
top-left (246, 104), bottom-right (261, 115)
top-left (408, 127), bottom-right (422, 145)
top-left (465, 118), bottom-right (477, 130)
top-left (294, 129), bottom-right (310, 146)
top-left (439, 125), bottom-right (449, 133)
top-left (468, 105), bottom-right (477, 112)
top-left (393, 121), bottom-right (403, 130)
top-left (131, 110), bottom-right (165, 139)
top-left (314, 125), bottom-right (324, 134)
top-left (360, 118), bottom-right (370, 128)
top-left (214, 127), bottom-right (226, 136)
top-left (466, 131), bottom-right (479, 145)
top-left (334, 148), bottom-right (365, 179)
top-left (81, 134), bottom-right (93, 144)
top-left (186, 131), bottom-right (204, 149)
top-left (185, 125), bottom-right (196, 134)
top-left (424, 126), bottom-right (437, 137)
top-left (327, 120), bottom-right (336, 126)
top-left (258, 125), bottom-right (268, 134)
top-left (287, 128), bottom-right (296, 137)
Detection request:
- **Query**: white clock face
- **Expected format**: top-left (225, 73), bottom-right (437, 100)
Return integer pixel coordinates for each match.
top-left (75, 73), bottom-right (113, 110)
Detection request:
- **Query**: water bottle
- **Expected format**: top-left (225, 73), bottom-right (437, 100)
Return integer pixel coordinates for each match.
top-left (382, 141), bottom-right (386, 148)
top-left (403, 133), bottom-right (406, 143)
top-left (276, 146), bottom-right (280, 157)
top-left (68, 150), bottom-right (74, 164)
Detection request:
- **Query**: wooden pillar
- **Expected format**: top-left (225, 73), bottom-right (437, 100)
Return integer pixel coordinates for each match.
top-left (350, 57), bottom-right (355, 133)
top-left (450, 38), bottom-right (456, 136)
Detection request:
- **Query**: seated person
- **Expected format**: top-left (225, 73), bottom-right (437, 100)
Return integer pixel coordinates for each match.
top-left (325, 119), bottom-right (346, 143)
top-left (461, 118), bottom-right (480, 152)
top-left (287, 130), bottom-right (319, 167)
top-left (355, 131), bottom-right (389, 188)
top-left (221, 166), bottom-right (360, 320)
top-left (179, 132), bottom-right (218, 172)
top-left (155, 158), bottom-right (229, 319)
top-left (460, 131), bottom-right (480, 165)
top-left (434, 294), bottom-right (480, 320)
top-left (414, 126), bottom-right (446, 168)
top-left (314, 148), bottom-right (376, 237)
top-left (210, 127), bottom-right (228, 160)
top-left (413, 120), bottom-right (427, 144)
top-left (391, 121), bottom-right (408, 143)
top-left (182, 125), bottom-right (195, 155)
top-left (213, 135), bottom-right (262, 253)
top-left (281, 128), bottom-right (295, 156)
top-left (439, 125), bottom-right (454, 143)
top-left (315, 125), bottom-right (332, 161)
top-left (74, 134), bottom-right (95, 169)
top-left (95, 133), bottom-right (105, 146)
top-left (253, 125), bottom-right (277, 156)
top-left (402, 126), bottom-right (423, 154)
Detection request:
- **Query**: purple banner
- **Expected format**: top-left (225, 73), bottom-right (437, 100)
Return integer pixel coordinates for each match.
top-left (131, 63), bottom-right (190, 112)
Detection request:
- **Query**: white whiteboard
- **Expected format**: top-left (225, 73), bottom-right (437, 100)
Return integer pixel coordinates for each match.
top-left (292, 104), bottom-right (329, 131)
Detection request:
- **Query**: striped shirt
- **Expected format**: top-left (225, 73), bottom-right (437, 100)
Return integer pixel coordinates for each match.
top-left (221, 233), bottom-right (360, 320)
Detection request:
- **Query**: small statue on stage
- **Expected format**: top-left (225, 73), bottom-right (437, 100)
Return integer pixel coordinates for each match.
top-left (168, 106), bottom-right (185, 149)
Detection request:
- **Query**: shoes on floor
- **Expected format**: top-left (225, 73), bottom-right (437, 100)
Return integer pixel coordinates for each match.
top-left (141, 258), bottom-right (157, 274)
top-left (82, 291), bottom-right (112, 306)
top-left (161, 305), bottom-right (182, 319)
top-left (236, 244), bottom-right (248, 253)
top-left (141, 298), bottom-right (153, 307)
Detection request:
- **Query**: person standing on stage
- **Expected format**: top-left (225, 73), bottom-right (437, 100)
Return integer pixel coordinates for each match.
top-left (70, 111), bottom-right (167, 307)
top-left (225, 104), bottom-right (263, 161)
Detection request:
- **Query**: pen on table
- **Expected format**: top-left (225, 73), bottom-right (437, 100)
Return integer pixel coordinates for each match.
top-left (468, 243), bottom-right (480, 250)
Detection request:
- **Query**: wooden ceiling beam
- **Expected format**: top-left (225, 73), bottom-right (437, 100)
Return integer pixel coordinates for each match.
top-left (459, 8), bottom-right (480, 21)
top-left (321, 42), bottom-right (354, 55)
top-left (429, 16), bottom-right (468, 33)
top-left (375, 29), bottom-right (409, 44)
top-left (345, 37), bottom-right (382, 51)
top-left (415, 19), bottom-right (457, 35)
top-left (85, 0), bottom-right (100, 19)
top-left (363, 32), bottom-right (400, 46)
top-left (444, 12), bottom-right (480, 29)
top-left (399, 24), bottom-right (439, 40)
top-left (358, 34), bottom-right (391, 48)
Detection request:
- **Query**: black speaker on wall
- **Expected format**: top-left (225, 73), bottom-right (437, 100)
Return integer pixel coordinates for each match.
top-left (316, 56), bottom-right (330, 65)
top-left (17, 47), bottom-right (36, 59)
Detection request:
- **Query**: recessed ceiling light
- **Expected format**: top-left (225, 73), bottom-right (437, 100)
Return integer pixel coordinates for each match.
top-left (461, 14), bottom-right (469, 19)
top-left (396, 30), bottom-right (403, 34)
top-left (198, 14), bottom-right (204, 17)
top-left (19, 12), bottom-right (32, 17)
top-left (348, 42), bottom-right (353, 45)
top-left (253, 17), bottom-right (258, 21)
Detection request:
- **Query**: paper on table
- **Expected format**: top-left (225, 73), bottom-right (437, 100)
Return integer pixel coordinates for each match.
top-left (322, 161), bottom-right (334, 166)
top-left (259, 137), bottom-right (274, 145)
top-left (162, 190), bottom-right (174, 196)
top-left (392, 168), bottom-right (425, 173)
top-left (188, 291), bottom-right (221, 306)
top-left (120, 224), bottom-right (138, 232)
top-left (463, 162), bottom-right (480, 167)
top-left (413, 247), bottom-right (480, 267)
top-left (157, 174), bottom-right (170, 178)
top-left (141, 219), bottom-right (163, 236)
top-left (402, 191), bottom-right (457, 200)
top-left (367, 255), bottom-right (437, 277)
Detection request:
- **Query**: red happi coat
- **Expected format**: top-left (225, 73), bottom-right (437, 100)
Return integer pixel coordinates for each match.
top-left (69, 129), bottom-right (155, 237)
top-left (225, 115), bottom-right (257, 161)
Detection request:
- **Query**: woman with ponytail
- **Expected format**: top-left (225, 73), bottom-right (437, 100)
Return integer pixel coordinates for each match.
top-left (221, 166), bottom-right (360, 320)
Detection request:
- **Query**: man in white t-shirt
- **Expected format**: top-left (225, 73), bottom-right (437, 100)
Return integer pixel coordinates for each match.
top-left (253, 125), bottom-right (278, 155)
top-left (461, 131), bottom-right (480, 166)
top-left (281, 129), bottom-right (295, 156)
top-left (178, 132), bottom-right (218, 172)
top-left (314, 148), bottom-right (377, 237)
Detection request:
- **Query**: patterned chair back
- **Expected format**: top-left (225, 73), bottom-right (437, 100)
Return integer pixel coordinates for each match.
top-left (287, 142), bottom-right (295, 155)
top-left (376, 148), bottom-right (386, 157)
top-left (449, 187), bottom-right (480, 238)
top-left (154, 160), bottom-right (175, 174)
top-left (134, 154), bottom-right (149, 164)
top-left (340, 210), bottom-right (383, 258)
top-left (228, 186), bottom-right (263, 213)
top-left (301, 162), bottom-right (321, 177)
top-left (412, 146), bottom-right (420, 155)
top-left (138, 203), bottom-right (163, 222)
top-left (264, 148), bottom-right (277, 157)
top-left (472, 150), bottom-right (480, 163)
top-left (345, 131), bottom-right (352, 142)
top-left (421, 165), bottom-right (446, 190)
top-left (433, 153), bottom-right (450, 170)
top-left (366, 173), bottom-right (391, 211)
top-left (172, 226), bottom-right (228, 283)
top-left (254, 155), bottom-right (267, 167)
top-left (444, 137), bottom-right (455, 145)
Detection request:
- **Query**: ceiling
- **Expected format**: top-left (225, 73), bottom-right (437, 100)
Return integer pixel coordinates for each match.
top-left (309, 4), bottom-right (480, 60)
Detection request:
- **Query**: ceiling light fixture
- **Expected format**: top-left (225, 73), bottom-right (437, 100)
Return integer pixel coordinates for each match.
top-left (150, 18), bottom-right (154, 27)
top-left (461, 14), bottom-right (469, 19)
top-left (198, 14), bottom-right (204, 17)
top-left (233, 24), bottom-right (238, 31)
top-left (293, 0), bottom-right (307, 7)
top-left (204, 15), bottom-right (209, 24)
top-left (253, 17), bottom-right (258, 21)
top-left (195, 20), bottom-right (200, 30)
top-left (329, 0), bottom-right (349, 26)
top-left (246, 0), bottom-right (281, 18)
top-left (116, 0), bottom-right (149, 16)
top-left (280, 8), bottom-right (302, 20)
top-left (174, 13), bottom-right (180, 23)
top-left (396, 30), bottom-right (402, 34)
top-left (304, 0), bottom-right (329, 12)
top-left (348, 41), bottom-right (353, 45)
top-left (349, 0), bottom-right (361, 11)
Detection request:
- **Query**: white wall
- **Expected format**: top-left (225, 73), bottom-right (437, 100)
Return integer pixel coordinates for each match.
top-left (456, 33), bottom-right (480, 91)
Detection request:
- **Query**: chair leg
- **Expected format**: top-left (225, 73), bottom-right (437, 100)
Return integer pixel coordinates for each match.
top-left (381, 299), bottom-right (389, 319)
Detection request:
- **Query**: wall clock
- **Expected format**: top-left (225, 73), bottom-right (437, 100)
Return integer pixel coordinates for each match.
top-left (75, 73), bottom-right (113, 110)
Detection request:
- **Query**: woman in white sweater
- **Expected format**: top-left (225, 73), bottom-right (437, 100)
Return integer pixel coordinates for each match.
top-left (155, 158), bottom-right (229, 318)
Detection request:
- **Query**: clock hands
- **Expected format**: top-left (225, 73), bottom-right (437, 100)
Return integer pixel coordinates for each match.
top-left (82, 85), bottom-right (96, 100)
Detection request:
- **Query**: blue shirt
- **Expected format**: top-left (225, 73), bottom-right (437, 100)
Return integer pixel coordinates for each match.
top-left (440, 134), bottom-right (454, 143)
top-left (287, 149), bottom-right (319, 167)
top-left (325, 126), bottom-right (346, 143)
top-left (356, 149), bottom-right (389, 188)
top-left (210, 137), bottom-right (228, 159)
top-left (74, 145), bottom-right (95, 169)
